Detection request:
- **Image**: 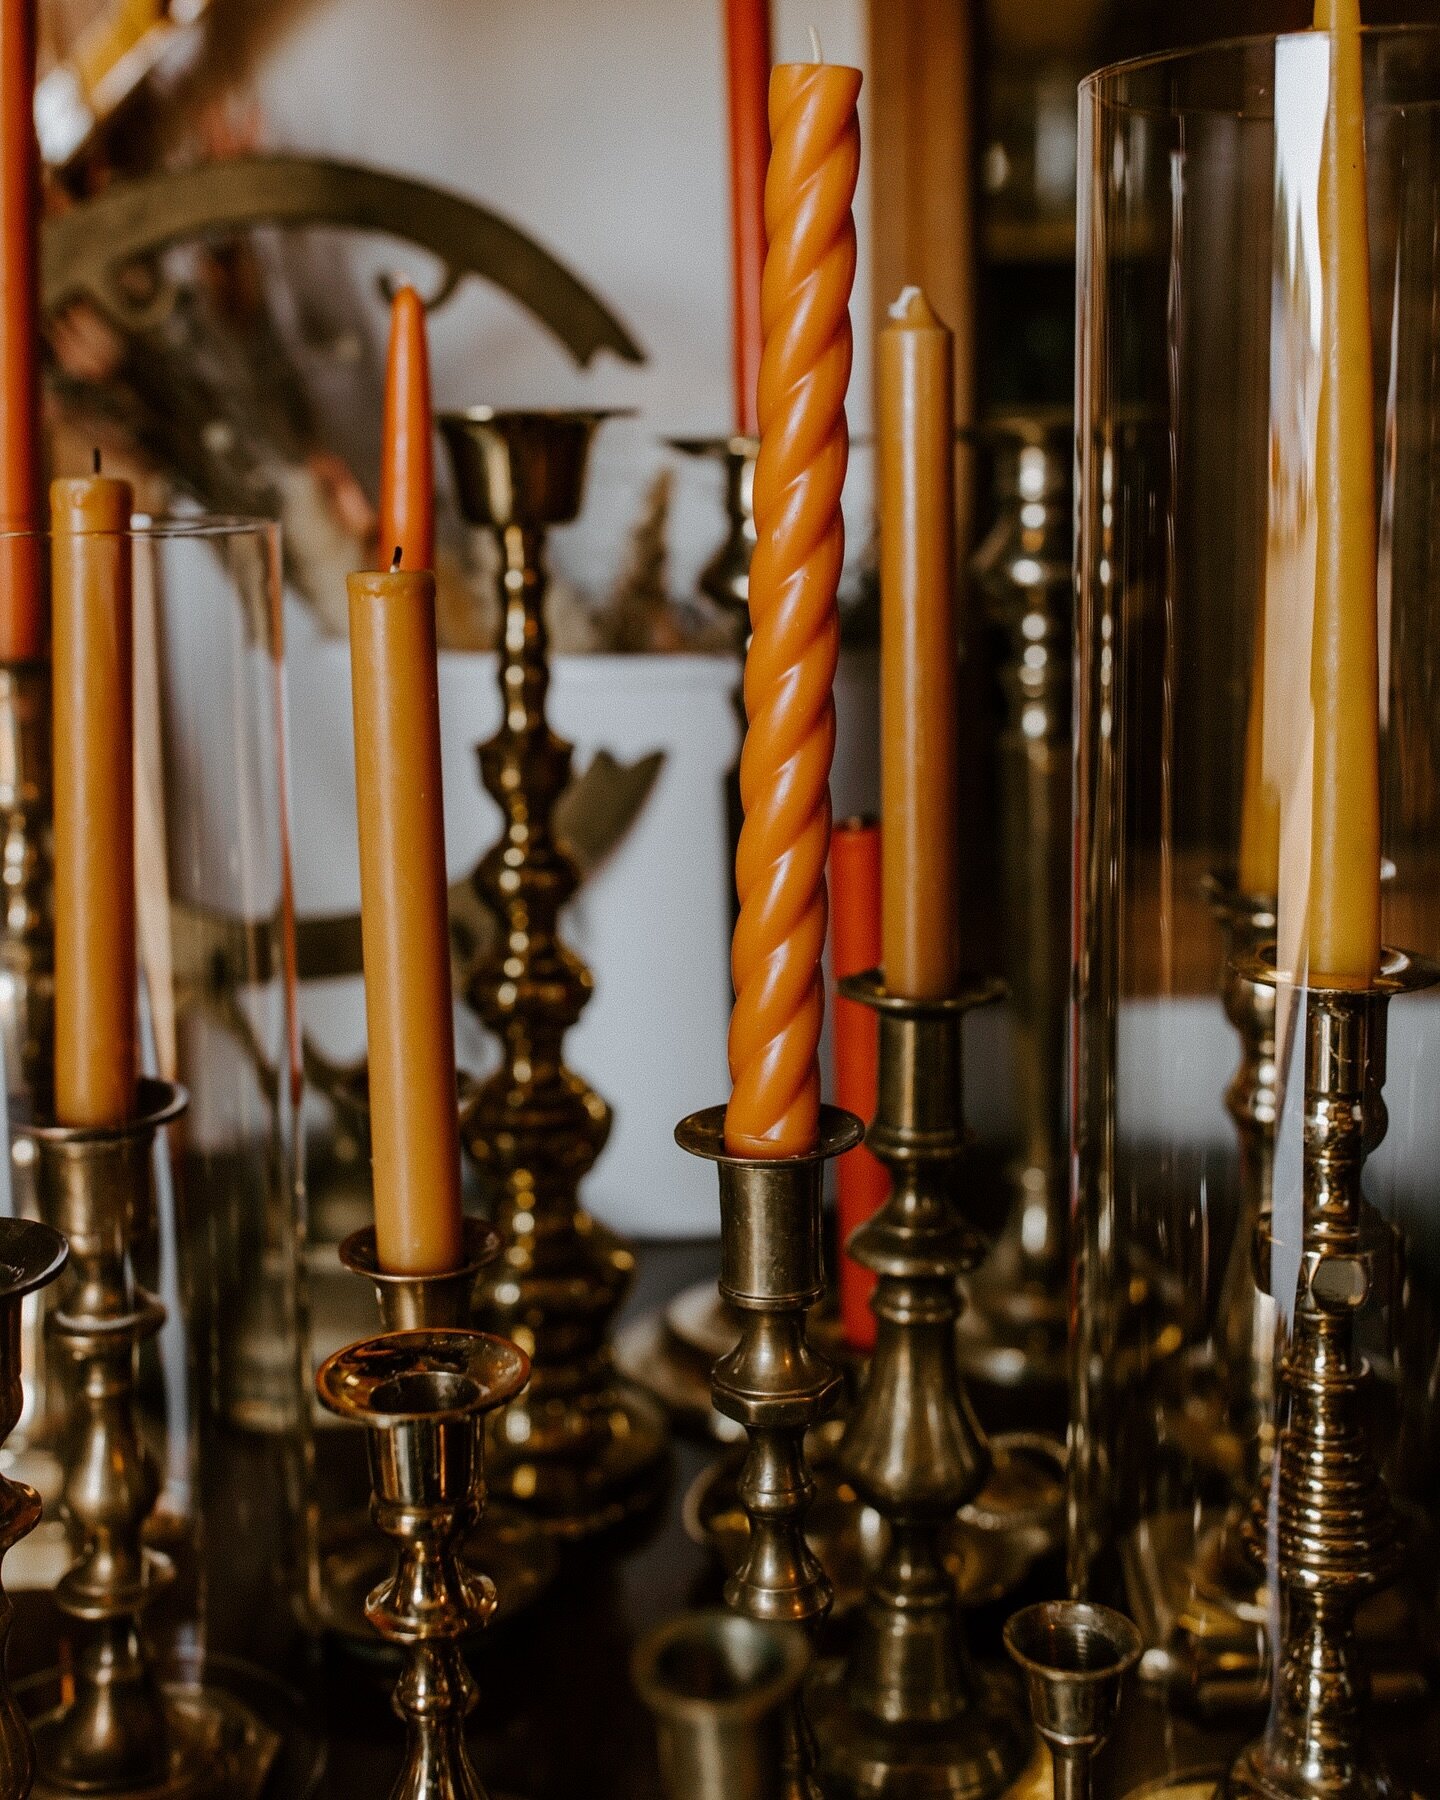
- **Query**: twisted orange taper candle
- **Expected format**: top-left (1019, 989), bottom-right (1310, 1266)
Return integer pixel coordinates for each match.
top-left (724, 58), bottom-right (860, 1158)
top-left (1306, 0), bottom-right (1380, 986)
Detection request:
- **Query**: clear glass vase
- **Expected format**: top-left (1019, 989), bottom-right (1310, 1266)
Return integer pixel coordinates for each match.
top-left (1072, 27), bottom-right (1440, 1796)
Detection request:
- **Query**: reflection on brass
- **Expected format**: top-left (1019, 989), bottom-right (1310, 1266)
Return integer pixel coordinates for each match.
top-left (21, 1081), bottom-right (274, 1800)
top-left (438, 408), bottom-right (668, 1539)
top-left (41, 156), bottom-right (643, 368)
top-left (677, 1103), bottom-right (863, 1800)
top-left (809, 974), bottom-right (1028, 1800)
top-left (961, 422), bottom-right (1072, 1406)
top-left (669, 436), bottom-right (758, 634)
top-left (316, 1329), bottom-right (531, 1800)
top-left (633, 1610), bottom-right (811, 1800)
top-left (1222, 949), bottom-right (1440, 1800)
top-left (0, 1217), bottom-right (67, 1800)
top-left (0, 662), bottom-right (53, 1111)
top-left (1003, 1601), bottom-right (1141, 1800)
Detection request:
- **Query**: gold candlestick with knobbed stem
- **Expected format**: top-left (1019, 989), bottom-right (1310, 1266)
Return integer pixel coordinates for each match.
top-left (677, 1102), bottom-right (863, 1800)
top-left (1221, 948), bottom-right (1439, 1800)
top-left (316, 1328), bottom-right (530, 1800)
top-left (809, 973), bottom-right (1029, 1800)
top-left (437, 407), bottom-right (668, 1538)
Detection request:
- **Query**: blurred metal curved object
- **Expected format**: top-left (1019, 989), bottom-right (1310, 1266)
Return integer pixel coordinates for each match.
top-left (40, 154), bottom-right (644, 367)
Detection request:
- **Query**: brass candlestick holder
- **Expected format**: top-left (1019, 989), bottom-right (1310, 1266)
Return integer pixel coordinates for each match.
top-left (437, 406), bottom-right (668, 1539)
top-left (809, 973), bottom-right (1028, 1800)
top-left (0, 662), bottom-right (53, 1110)
top-left (19, 1080), bottom-right (273, 1800)
top-left (668, 435), bottom-right (758, 635)
top-left (633, 1609), bottom-right (811, 1800)
top-left (676, 1102), bottom-right (863, 1800)
top-left (0, 1215), bottom-right (67, 1800)
top-left (1222, 948), bottom-right (1439, 1800)
top-left (316, 1328), bottom-right (530, 1800)
top-left (1003, 1602), bottom-right (1141, 1800)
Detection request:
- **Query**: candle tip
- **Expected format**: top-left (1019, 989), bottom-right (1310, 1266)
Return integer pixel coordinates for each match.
top-left (390, 545), bottom-right (403, 572)
top-left (809, 24), bottom-right (823, 62)
top-left (92, 448), bottom-right (101, 475)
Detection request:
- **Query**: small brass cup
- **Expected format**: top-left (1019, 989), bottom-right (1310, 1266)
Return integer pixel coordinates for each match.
top-left (338, 1217), bottom-right (502, 1330)
top-left (1003, 1602), bottom-right (1141, 1800)
top-left (633, 1610), bottom-right (810, 1800)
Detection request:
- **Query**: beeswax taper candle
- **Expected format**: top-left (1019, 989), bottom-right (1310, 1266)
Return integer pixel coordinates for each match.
top-left (377, 285), bottom-right (435, 574)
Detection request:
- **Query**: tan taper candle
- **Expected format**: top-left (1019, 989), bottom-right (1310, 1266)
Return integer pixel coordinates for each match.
top-left (348, 567), bottom-right (464, 1274)
top-left (52, 474), bottom-right (136, 1125)
top-left (878, 286), bottom-right (960, 998)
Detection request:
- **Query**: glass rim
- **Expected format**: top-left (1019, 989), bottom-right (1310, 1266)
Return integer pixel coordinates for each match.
top-left (0, 511), bottom-right (278, 542)
top-left (1080, 21), bottom-right (1440, 107)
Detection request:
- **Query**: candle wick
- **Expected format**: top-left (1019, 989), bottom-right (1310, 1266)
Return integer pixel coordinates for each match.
top-left (809, 24), bottom-right (823, 63)
top-left (92, 448), bottom-right (101, 475)
top-left (390, 545), bottom-right (403, 572)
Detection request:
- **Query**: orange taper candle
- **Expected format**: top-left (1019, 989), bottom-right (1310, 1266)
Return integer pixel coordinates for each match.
top-left (830, 817), bottom-right (886, 1350)
top-left (52, 473), bottom-right (136, 1125)
top-left (724, 0), bottom-right (770, 435)
top-left (0, 0), bottom-right (43, 660)
top-left (1306, 0), bottom-right (1380, 986)
top-left (724, 57), bottom-right (860, 1158)
top-left (377, 284), bottom-right (435, 574)
top-left (348, 565), bottom-right (464, 1274)
top-left (878, 286), bottom-right (960, 998)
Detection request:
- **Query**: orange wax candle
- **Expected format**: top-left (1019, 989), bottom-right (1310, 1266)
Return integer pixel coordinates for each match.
top-left (348, 567), bottom-right (464, 1274)
top-left (829, 817), bottom-right (886, 1350)
top-left (0, 0), bottom-right (43, 660)
top-left (724, 57), bottom-right (861, 1158)
top-left (1307, 0), bottom-right (1380, 986)
top-left (377, 285), bottom-right (435, 573)
top-left (878, 287), bottom-right (960, 998)
top-left (52, 474), bottom-right (136, 1125)
top-left (724, 0), bottom-right (770, 435)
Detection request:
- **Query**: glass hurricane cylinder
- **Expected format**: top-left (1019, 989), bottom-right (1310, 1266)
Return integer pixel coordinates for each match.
top-left (1071, 28), bottom-right (1440, 1798)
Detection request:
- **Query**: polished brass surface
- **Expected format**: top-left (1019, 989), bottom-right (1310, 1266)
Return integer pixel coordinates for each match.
top-left (0, 1216), bottom-right (67, 1800)
top-left (808, 974), bottom-right (1028, 1800)
top-left (20, 1080), bottom-right (270, 1800)
top-left (962, 424), bottom-right (1072, 1405)
top-left (0, 663), bottom-right (53, 1116)
top-left (41, 157), bottom-right (643, 367)
top-left (676, 1102), bottom-right (863, 1800)
top-left (438, 409), bottom-right (668, 1539)
top-left (668, 436), bottom-right (759, 633)
top-left (1221, 949), bottom-right (1440, 1800)
top-left (316, 1329), bottom-right (530, 1800)
top-left (633, 1609), bottom-right (810, 1800)
top-left (1003, 1602), bottom-right (1141, 1800)
top-left (338, 1219), bottom-right (503, 1332)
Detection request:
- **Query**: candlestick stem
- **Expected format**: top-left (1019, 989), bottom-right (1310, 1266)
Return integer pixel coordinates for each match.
top-left (809, 974), bottom-right (1028, 1799)
top-left (677, 1103), bottom-right (863, 1800)
top-left (0, 661), bottom-right (52, 1103)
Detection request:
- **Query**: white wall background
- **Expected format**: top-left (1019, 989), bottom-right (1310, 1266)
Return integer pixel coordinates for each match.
top-left (252, 0), bottom-right (875, 607)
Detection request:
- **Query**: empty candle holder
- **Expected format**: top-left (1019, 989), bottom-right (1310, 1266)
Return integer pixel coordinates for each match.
top-left (668, 435), bottom-right (759, 636)
top-left (808, 973), bottom-right (1029, 1800)
top-left (438, 406), bottom-right (668, 1539)
top-left (676, 1102), bottom-right (863, 1800)
top-left (316, 1327), bottom-right (530, 1800)
top-left (633, 1609), bottom-right (810, 1800)
top-left (1003, 1601), bottom-right (1141, 1800)
top-left (0, 1214), bottom-right (67, 1800)
top-left (19, 1079), bottom-right (273, 1800)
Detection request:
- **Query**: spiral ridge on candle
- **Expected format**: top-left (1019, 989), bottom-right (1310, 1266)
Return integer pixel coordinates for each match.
top-left (725, 65), bottom-right (860, 1157)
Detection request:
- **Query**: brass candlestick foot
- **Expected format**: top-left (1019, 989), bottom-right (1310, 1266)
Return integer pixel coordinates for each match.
top-left (677, 1102), bottom-right (863, 1800)
top-left (1003, 1602), bottom-right (1141, 1800)
top-left (0, 1216), bottom-right (67, 1800)
top-left (20, 1081), bottom-right (276, 1800)
top-left (1221, 949), bottom-right (1439, 1800)
top-left (316, 1329), bottom-right (530, 1800)
top-left (668, 436), bottom-right (759, 636)
top-left (809, 974), bottom-right (1029, 1800)
top-left (313, 1222), bottom-right (558, 1646)
top-left (439, 407), bottom-right (667, 1539)
top-left (633, 1610), bottom-right (810, 1800)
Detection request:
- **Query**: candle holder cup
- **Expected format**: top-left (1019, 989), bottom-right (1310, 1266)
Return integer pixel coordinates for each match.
top-left (437, 407), bottom-right (668, 1539)
top-left (1002, 1601), bottom-right (1141, 1800)
top-left (676, 1102), bottom-right (863, 1800)
top-left (808, 973), bottom-right (1029, 1800)
top-left (668, 435), bottom-right (758, 636)
top-left (19, 1080), bottom-right (274, 1800)
top-left (0, 1215), bottom-right (67, 1800)
top-left (316, 1328), bottom-right (530, 1800)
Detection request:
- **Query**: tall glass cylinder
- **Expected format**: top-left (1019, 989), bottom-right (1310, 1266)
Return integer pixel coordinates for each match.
top-left (1073, 28), bottom-right (1440, 1795)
